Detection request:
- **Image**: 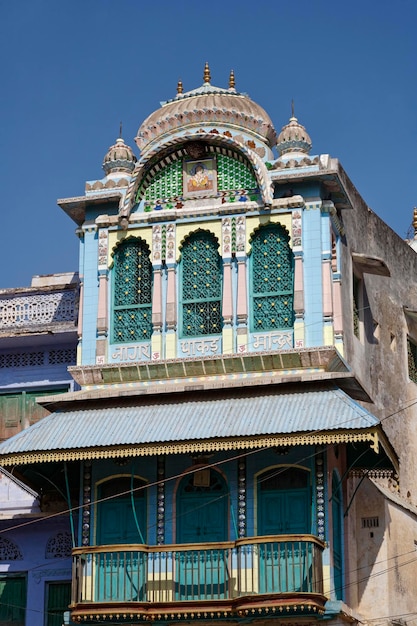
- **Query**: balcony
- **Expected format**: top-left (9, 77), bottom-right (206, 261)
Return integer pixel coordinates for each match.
top-left (0, 278), bottom-right (78, 339)
top-left (71, 535), bottom-right (326, 623)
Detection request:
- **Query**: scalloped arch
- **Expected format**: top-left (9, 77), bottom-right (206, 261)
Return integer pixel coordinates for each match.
top-left (109, 234), bottom-right (151, 269)
top-left (119, 132), bottom-right (273, 227)
top-left (247, 220), bottom-right (291, 256)
top-left (177, 227), bottom-right (220, 263)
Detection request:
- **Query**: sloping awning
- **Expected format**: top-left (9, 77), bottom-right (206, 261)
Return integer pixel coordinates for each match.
top-left (0, 385), bottom-right (387, 466)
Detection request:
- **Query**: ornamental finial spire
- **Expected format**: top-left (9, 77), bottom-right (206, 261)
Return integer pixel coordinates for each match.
top-left (204, 61), bottom-right (211, 83)
top-left (177, 79), bottom-right (183, 94)
top-left (229, 69), bottom-right (235, 89)
top-left (119, 121), bottom-right (123, 138)
top-left (291, 99), bottom-right (295, 118)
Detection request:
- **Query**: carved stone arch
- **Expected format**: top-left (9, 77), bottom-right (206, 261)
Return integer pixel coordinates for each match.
top-left (119, 133), bottom-right (273, 227)
top-left (45, 531), bottom-right (72, 559)
top-left (0, 537), bottom-right (23, 561)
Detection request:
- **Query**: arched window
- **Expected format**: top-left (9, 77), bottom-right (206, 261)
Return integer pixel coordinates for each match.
top-left (180, 231), bottom-right (222, 337)
top-left (112, 238), bottom-right (153, 343)
top-left (250, 224), bottom-right (294, 332)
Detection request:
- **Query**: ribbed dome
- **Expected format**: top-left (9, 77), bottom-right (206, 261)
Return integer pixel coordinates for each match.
top-left (277, 115), bottom-right (312, 157)
top-left (103, 137), bottom-right (137, 175)
top-left (136, 80), bottom-right (277, 154)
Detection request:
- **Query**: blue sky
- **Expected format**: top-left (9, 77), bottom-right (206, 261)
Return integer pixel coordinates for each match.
top-left (1, 0), bottom-right (416, 288)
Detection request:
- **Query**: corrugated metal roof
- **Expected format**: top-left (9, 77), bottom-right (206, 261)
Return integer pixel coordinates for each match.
top-left (0, 386), bottom-right (378, 459)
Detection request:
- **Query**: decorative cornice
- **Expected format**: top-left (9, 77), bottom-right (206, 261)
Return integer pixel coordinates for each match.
top-left (0, 428), bottom-right (380, 467)
top-left (70, 594), bottom-right (327, 623)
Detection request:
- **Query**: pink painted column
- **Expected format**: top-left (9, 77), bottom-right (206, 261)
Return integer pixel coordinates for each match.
top-left (152, 267), bottom-right (163, 332)
top-left (236, 260), bottom-right (248, 325)
top-left (166, 267), bottom-right (177, 331)
top-left (322, 260), bottom-right (333, 318)
top-left (77, 279), bottom-right (84, 343)
top-left (96, 271), bottom-right (108, 335)
top-left (95, 270), bottom-right (108, 363)
top-left (222, 262), bottom-right (233, 325)
top-left (333, 279), bottom-right (343, 335)
top-left (293, 255), bottom-right (304, 315)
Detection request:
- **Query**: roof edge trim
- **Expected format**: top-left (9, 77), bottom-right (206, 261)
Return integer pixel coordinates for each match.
top-left (0, 429), bottom-right (380, 467)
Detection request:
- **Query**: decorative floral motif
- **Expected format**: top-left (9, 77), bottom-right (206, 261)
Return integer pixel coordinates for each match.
top-left (238, 459), bottom-right (246, 537)
top-left (316, 450), bottom-right (325, 541)
top-left (0, 537), bottom-right (23, 561)
top-left (45, 531), bottom-right (72, 559)
top-left (82, 461), bottom-right (92, 546)
top-left (157, 458), bottom-right (165, 545)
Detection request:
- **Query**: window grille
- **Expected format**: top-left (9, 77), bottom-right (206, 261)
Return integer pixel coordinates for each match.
top-left (49, 348), bottom-right (76, 365)
top-left (112, 239), bottom-right (153, 343)
top-left (250, 225), bottom-right (294, 331)
top-left (0, 351), bottom-right (44, 368)
top-left (408, 338), bottom-right (417, 384)
top-left (217, 154), bottom-right (258, 191)
top-left (180, 232), bottom-right (222, 337)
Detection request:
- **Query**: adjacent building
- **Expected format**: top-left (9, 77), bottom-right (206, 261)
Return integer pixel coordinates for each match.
top-left (0, 65), bottom-right (416, 626)
top-left (0, 272), bottom-right (79, 625)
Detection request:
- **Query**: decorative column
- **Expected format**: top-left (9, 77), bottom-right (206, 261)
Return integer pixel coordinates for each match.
top-left (292, 210), bottom-right (305, 348)
top-left (95, 228), bottom-right (109, 364)
top-left (151, 225), bottom-right (164, 360)
top-left (222, 218), bottom-right (234, 354)
top-left (164, 223), bottom-right (177, 360)
top-left (238, 458), bottom-right (246, 537)
top-left (322, 256), bottom-right (333, 345)
top-left (76, 228), bottom-right (84, 364)
top-left (156, 457), bottom-right (165, 545)
top-left (82, 460), bottom-right (92, 546)
top-left (235, 216), bottom-right (248, 353)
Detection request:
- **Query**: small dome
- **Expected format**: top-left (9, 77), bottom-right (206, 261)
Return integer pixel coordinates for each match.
top-left (277, 115), bottom-right (312, 157)
top-left (103, 137), bottom-right (137, 175)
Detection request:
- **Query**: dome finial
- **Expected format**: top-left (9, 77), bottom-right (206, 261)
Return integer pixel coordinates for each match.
top-left (229, 69), bottom-right (235, 89)
top-left (177, 79), bottom-right (183, 94)
top-left (119, 121), bottom-right (123, 139)
top-left (204, 62), bottom-right (211, 84)
top-left (291, 99), bottom-right (295, 118)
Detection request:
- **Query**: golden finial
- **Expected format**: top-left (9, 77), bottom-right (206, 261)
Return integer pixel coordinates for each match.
top-left (229, 69), bottom-right (235, 89)
top-left (177, 79), bottom-right (183, 94)
top-left (204, 62), bottom-right (211, 83)
top-left (413, 208), bottom-right (417, 237)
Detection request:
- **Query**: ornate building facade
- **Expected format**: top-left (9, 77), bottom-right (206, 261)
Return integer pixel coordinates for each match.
top-left (0, 65), bottom-right (416, 626)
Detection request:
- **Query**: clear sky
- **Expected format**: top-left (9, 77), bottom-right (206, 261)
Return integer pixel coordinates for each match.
top-left (1, 0), bottom-right (416, 289)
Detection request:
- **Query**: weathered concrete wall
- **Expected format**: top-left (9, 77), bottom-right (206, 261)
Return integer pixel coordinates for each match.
top-left (346, 475), bottom-right (417, 619)
top-left (338, 162), bottom-right (417, 498)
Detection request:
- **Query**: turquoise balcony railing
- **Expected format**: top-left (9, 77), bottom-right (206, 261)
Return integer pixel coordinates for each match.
top-left (71, 536), bottom-right (325, 622)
